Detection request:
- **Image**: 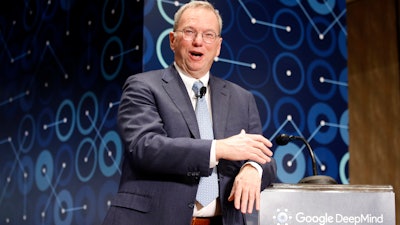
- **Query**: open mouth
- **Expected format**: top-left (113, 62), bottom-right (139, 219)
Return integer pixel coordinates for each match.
top-left (190, 51), bottom-right (203, 58)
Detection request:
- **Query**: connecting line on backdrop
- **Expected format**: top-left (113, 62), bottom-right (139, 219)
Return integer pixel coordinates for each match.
top-left (238, 0), bottom-right (347, 38)
top-left (0, 91), bottom-right (30, 107)
top-left (270, 115), bottom-right (348, 172)
top-left (296, 0), bottom-right (347, 38)
top-left (214, 57), bottom-right (256, 69)
top-left (84, 101), bottom-right (122, 175)
top-left (320, 77), bottom-right (348, 87)
top-left (238, 0), bottom-right (289, 31)
top-left (0, 137), bottom-right (31, 218)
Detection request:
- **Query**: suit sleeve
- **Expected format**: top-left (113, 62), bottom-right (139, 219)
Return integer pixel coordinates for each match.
top-left (117, 75), bottom-right (212, 177)
top-left (247, 92), bottom-right (277, 189)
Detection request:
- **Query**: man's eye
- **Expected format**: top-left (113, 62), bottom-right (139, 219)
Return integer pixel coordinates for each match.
top-left (204, 33), bottom-right (214, 38)
top-left (185, 30), bottom-right (195, 35)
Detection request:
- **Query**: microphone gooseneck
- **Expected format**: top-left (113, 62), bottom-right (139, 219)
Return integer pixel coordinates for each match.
top-left (275, 133), bottom-right (337, 185)
top-left (275, 134), bottom-right (318, 176)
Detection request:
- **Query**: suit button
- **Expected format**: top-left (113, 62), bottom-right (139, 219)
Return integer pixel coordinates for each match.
top-left (188, 203), bottom-right (195, 209)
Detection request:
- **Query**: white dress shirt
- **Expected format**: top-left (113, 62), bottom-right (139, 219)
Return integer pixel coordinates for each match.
top-left (174, 63), bottom-right (262, 217)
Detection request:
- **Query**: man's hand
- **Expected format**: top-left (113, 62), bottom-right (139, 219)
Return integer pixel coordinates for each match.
top-left (228, 164), bottom-right (261, 213)
top-left (215, 130), bottom-right (273, 164)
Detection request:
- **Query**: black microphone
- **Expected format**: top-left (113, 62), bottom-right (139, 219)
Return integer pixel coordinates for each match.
top-left (197, 86), bottom-right (207, 98)
top-left (275, 133), bottom-right (337, 185)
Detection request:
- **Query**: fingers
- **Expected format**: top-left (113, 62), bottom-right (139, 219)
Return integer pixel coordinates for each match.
top-left (240, 130), bottom-right (273, 156)
top-left (229, 167), bottom-right (261, 214)
top-left (216, 130), bottom-right (274, 163)
top-left (228, 182), bottom-right (259, 214)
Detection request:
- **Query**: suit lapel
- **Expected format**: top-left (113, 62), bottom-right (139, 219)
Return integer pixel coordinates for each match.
top-left (162, 66), bottom-right (201, 139)
top-left (210, 76), bottom-right (229, 139)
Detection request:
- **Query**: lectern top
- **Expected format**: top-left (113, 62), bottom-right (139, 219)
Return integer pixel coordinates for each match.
top-left (266, 183), bottom-right (394, 193)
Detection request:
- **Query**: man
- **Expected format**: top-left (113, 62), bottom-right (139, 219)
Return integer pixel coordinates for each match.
top-left (102, 1), bottom-right (276, 225)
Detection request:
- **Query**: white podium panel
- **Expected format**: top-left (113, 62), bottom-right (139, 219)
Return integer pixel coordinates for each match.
top-left (246, 183), bottom-right (395, 225)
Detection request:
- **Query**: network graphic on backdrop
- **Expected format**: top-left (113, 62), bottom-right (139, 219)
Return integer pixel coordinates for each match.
top-left (144, 0), bottom-right (348, 183)
top-left (0, 0), bottom-right (347, 224)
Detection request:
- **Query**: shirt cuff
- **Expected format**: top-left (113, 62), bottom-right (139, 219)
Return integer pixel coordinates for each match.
top-left (209, 140), bottom-right (218, 168)
top-left (243, 162), bottom-right (263, 178)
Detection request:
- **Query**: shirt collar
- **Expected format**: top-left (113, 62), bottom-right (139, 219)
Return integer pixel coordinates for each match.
top-left (174, 62), bottom-right (210, 87)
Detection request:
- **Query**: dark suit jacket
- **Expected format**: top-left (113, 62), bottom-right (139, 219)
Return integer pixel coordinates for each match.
top-left (102, 65), bottom-right (277, 225)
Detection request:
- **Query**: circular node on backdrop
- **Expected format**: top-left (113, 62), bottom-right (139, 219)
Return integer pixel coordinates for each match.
top-left (125, 26), bottom-right (144, 71)
top-left (273, 52), bottom-right (305, 95)
top-left (306, 17), bottom-right (337, 57)
top-left (339, 109), bottom-right (349, 146)
top-left (237, 45), bottom-right (271, 88)
top-left (339, 152), bottom-right (349, 184)
top-left (273, 8), bottom-right (304, 50)
top-left (77, 91), bottom-right (99, 135)
top-left (58, 62), bottom-right (78, 98)
top-left (41, 0), bottom-right (58, 21)
top-left (40, 23), bottom-right (65, 52)
top-left (99, 83), bottom-right (121, 129)
top-left (274, 143), bottom-right (306, 183)
top-left (19, 78), bottom-right (36, 113)
top-left (75, 137), bottom-right (97, 182)
top-left (308, 0), bottom-right (336, 15)
top-left (97, 83), bottom-right (122, 129)
top-left (35, 150), bottom-right (54, 191)
top-left (307, 147), bottom-right (338, 179)
top-left (157, 0), bottom-right (179, 25)
top-left (78, 46), bottom-right (100, 89)
top-left (307, 102), bottom-right (338, 144)
top-left (78, 2), bottom-right (101, 44)
top-left (251, 91), bottom-right (271, 133)
top-left (55, 99), bottom-right (76, 142)
top-left (236, 0), bottom-right (271, 43)
top-left (54, 144), bottom-right (74, 187)
top-left (53, 189), bottom-right (73, 225)
top-left (212, 41), bottom-right (234, 80)
top-left (34, 194), bottom-right (52, 225)
top-left (142, 26), bottom-right (155, 66)
top-left (1, 162), bottom-right (16, 198)
top-left (273, 97), bottom-right (306, 134)
top-left (156, 28), bottom-right (174, 68)
top-left (1, 83), bottom-right (19, 119)
top-left (22, 0), bottom-right (39, 31)
top-left (306, 59), bottom-right (337, 101)
top-left (74, 185), bottom-right (96, 225)
top-left (102, 0), bottom-right (125, 34)
top-left (37, 66), bottom-right (58, 105)
top-left (17, 155), bottom-right (34, 195)
top-left (36, 107), bottom-right (55, 147)
top-left (101, 36), bottom-right (123, 81)
top-left (18, 114), bottom-right (36, 154)
top-left (98, 130), bottom-right (122, 177)
top-left (214, 1), bottom-right (235, 33)
top-left (98, 180), bottom-right (119, 222)
top-left (20, 37), bottom-right (40, 72)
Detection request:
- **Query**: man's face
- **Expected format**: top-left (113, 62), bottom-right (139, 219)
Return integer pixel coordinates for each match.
top-left (169, 7), bottom-right (222, 79)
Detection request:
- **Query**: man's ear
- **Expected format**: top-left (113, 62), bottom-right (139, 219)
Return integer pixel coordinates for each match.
top-left (169, 32), bottom-right (175, 51)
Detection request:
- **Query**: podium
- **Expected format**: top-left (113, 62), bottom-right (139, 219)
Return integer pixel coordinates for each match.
top-left (246, 183), bottom-right (396, 225)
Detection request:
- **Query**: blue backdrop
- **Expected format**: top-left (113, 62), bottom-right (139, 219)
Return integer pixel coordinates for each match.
top-left (143, 0), bottom-right (348, 184)
top-left (0, 0), bottom-right (347, 224)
